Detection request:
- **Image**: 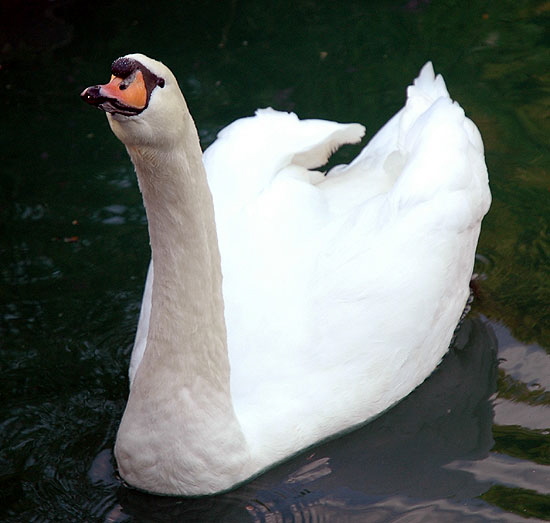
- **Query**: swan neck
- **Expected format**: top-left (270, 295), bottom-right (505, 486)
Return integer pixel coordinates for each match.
top-left (115, 112), bottom-right (251, 495)
top-left (127, 121), bottom-right (229, 391)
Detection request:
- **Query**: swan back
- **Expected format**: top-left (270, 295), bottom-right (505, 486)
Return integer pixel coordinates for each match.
top-left (203, 62), bottom-right (490, 462)
top-left (204, 108), bottom-right (365, 216)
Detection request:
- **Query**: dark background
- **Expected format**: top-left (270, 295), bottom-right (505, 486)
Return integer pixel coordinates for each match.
top-left (1, 0), bottom-right (549, 520)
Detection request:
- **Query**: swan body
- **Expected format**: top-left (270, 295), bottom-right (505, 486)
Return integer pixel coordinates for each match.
top-left (81, 54), bottom-right (490, 496)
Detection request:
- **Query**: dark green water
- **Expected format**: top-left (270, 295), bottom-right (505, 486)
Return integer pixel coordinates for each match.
top-left (2, 1), bottom-right (549, 521)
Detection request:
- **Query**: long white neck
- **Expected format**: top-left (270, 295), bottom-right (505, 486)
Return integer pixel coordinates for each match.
top-left (130, 124), bottom-right (227, 393)
top-left (113, 109), bottom-right (251, 495)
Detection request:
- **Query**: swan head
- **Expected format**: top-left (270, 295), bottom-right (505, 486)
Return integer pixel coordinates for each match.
top-left (81, 53), bottom-right (189, 148)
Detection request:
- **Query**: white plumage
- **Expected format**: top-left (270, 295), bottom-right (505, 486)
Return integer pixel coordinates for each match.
top-left (83, 55), bottom-right (490, 496)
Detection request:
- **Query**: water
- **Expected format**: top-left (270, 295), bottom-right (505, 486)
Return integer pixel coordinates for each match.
top-left (2, 0), bottom-right (549, 521)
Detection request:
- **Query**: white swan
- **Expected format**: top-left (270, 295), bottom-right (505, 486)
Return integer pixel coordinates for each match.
top-left (81, 54), bottom-right (491, 496)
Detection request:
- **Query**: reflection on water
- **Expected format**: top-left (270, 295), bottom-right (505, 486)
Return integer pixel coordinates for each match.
top-left (1, 0), bottom-right (549, 521)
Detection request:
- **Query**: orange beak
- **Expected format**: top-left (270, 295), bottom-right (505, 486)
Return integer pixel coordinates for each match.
top-left (81, 69), bottom-right (148, 115)
top-left (101, 71), bottom-right (147, 109)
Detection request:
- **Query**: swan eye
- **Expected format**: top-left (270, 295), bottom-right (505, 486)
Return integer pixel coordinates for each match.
top-left (157, 78), bottom-right (165, 88)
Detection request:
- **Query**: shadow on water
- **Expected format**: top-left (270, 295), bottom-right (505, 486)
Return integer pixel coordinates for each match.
top-left (90, 318), bottom-right (502, 522)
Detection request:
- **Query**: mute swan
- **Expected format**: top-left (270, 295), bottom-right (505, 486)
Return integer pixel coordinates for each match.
top-left (81, 54), bottom-right (490, 496)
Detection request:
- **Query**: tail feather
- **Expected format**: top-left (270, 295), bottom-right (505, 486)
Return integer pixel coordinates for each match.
top-left (320, 62), bottom-right (455, 210)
